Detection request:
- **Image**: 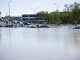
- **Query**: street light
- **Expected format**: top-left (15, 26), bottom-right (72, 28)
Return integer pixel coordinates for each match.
top-left (8, 1), bottom-right (12, 17)
top-left (54, 3), bottom-right (60, 25)
top-left (54, 3), bottom-right (59, 12)
top-left (30, 7), bottom-right (39, 14)
top-left (8, 1), bottom-right (12, 25)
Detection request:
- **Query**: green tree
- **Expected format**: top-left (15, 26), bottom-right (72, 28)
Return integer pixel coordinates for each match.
top-left (37, 11), bottom-right (48, 20)
top-left (36, 11), bottom-right (49, 23)
top-left (67, 2), bottom-right (80, 26)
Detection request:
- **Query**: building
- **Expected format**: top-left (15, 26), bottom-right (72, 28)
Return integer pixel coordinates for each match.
top-left (3, 16), bottom-right (22, 25)
top-left (3, 16), bottom-right (21, 22)
top-left (22, 14), bottom-right (38, 23)
top-left (22, 14), bottom-right (46, 23)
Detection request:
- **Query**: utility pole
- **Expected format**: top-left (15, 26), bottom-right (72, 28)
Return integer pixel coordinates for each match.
top-left (8, 1), bottom-right (12, 25)
top-left (54, 3), bottom-right (60, 25)
top-left (54, 3), bottom-right (59, 12)
top-left (30, 7), bottom-right (39, 14)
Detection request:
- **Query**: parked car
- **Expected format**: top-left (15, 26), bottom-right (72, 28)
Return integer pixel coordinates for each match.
top-left (29, 25), bottom-right (36, 28)
top-left (36, 24), bottom-right (50, 28)
top-left (72, 26), bottom-right (80, 29)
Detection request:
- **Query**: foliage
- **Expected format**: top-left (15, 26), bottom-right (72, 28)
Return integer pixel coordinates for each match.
top-left (36, 2), bottom-right (80, 24)
top-left (36, 11), bottom-right (49, 20)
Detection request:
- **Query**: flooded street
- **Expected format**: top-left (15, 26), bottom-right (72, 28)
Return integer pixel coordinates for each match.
top-left (0, 25), bottom-right (80, 60)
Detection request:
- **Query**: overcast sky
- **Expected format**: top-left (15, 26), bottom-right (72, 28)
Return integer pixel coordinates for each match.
top-left (0, 0), bottom-right (80, 16)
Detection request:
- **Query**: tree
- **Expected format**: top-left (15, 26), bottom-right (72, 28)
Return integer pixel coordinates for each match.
top-left (36, 11), bottom-right (49, 23)
top-left (69, 2), bottom-right (80, 26)
top-left (37, 11), bottom-right (48, 19)
top-left (64, 2), bottom-right (80, 25)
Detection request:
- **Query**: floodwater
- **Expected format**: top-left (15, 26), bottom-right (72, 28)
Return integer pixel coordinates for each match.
top-left (0, 25), bottom-right (80, 60)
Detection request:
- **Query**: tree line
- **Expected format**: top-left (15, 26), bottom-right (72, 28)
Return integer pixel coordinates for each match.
top-left (36, 2), bottom-right (80, 26)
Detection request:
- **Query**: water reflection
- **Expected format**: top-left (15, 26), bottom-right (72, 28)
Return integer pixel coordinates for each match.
top-left (0, 26), bottom-right (80, 60)
top-left (0, 29), bottom-right (1, 43)
top-left (69, 30), bottom-right (80, 54)
top-left (8, 29), bottom-right (11, 49)
top-left (0, 29), bottom-right (3, 60)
